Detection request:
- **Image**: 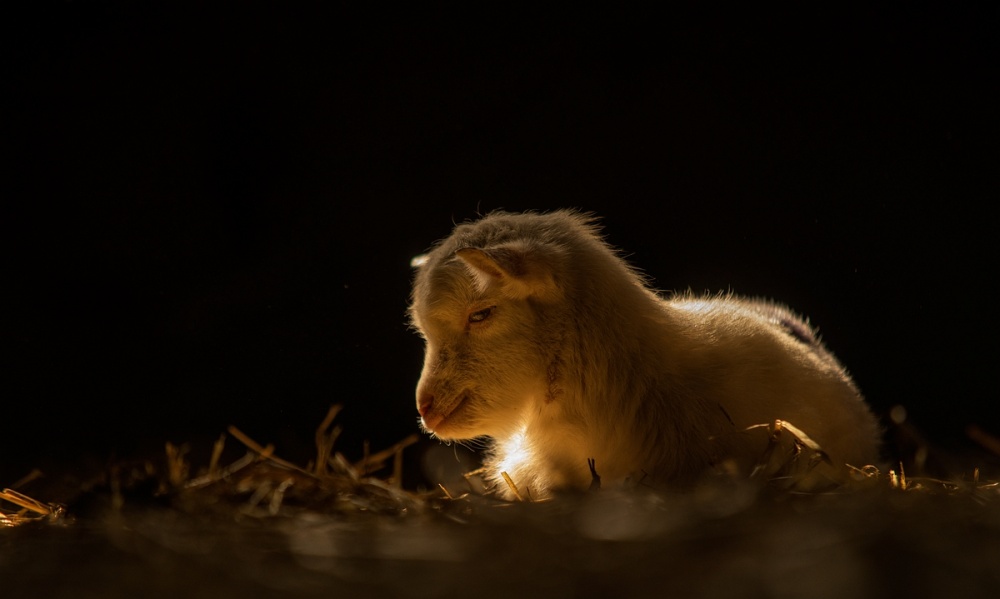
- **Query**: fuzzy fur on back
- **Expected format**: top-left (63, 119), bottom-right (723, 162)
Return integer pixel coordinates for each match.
top-left (409, 210), bottom-right (880, 498)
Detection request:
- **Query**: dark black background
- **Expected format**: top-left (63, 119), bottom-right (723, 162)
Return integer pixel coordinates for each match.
top-left (6, 4), bottom-right (997, 487)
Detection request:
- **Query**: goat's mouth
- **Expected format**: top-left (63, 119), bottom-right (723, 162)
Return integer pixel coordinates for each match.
top-left (421, 392), bottom-right (470, 433)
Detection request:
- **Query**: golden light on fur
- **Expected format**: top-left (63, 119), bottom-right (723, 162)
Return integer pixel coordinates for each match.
top-left (495, 427), bottom-right (531, 480)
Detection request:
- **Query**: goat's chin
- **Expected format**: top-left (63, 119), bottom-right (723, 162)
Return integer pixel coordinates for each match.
top-left (428, 406), bottom-right (518, 441)
top-left (422, 402), bottom-right (480, 440)
top-left (426, 420), bottom-right (474, 441)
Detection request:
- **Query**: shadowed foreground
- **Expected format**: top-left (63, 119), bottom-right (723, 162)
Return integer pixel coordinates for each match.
top-left (3, 415), bottom-right (999, 599)
top-left (4, 484), bottom-right (1000, 599)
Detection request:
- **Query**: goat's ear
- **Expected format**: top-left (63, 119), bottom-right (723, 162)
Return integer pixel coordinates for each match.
top-left (455, 242), bottom-right (561, 300)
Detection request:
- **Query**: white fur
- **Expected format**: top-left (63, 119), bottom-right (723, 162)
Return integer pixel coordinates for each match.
top-left (410, 210), bottom-right (880, 498)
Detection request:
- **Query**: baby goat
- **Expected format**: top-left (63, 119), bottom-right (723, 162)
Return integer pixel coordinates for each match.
top-left (409, 210), bottom-right (880, 498)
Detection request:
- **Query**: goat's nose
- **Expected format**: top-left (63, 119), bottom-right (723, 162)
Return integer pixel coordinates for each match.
top-left (417, 390), bottom-right (435, 417)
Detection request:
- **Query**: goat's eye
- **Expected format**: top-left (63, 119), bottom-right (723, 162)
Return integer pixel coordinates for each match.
top-left (468, 306), bottom-right (495, 323)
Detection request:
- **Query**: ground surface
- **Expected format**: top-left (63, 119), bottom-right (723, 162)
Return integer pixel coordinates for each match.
top-left (3, 452), bottom-right (998, 599)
